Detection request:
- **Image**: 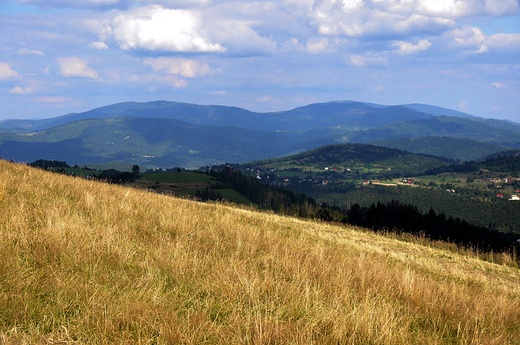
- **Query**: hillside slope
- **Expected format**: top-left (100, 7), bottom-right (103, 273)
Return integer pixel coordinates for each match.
top-left (1, 160), bottom-right (519, 344)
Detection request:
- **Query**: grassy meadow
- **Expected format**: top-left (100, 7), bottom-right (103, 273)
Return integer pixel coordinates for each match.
top-left (0, 159), bottom-right (519, 344)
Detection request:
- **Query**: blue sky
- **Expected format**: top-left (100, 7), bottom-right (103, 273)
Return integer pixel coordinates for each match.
top-left (0, 0), bottom-right (519, 121)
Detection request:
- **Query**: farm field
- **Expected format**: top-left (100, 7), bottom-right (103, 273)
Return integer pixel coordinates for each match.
top-left (1, 159), bottom-right (519, 344)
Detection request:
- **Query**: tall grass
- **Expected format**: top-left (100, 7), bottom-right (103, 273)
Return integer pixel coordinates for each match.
top-left (1, 160), bottom-right (519, 344)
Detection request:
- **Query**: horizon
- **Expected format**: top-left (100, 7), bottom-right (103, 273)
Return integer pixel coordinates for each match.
top-left (1, 0), bottom-right (519, 122)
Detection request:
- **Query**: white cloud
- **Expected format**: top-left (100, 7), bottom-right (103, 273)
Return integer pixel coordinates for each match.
top-left (9, 85), bottom-right (36, 94)
top-left (9, 86), bottom-right (27, 94)
top-left (306, 0), bottom-right (519, 40)
top-left (17, 48), bottom-right (45, 56)
top-left (105, 5), bottom-right (226, 53)
top-left (451, 26), bottom-right (487, 48)
top-left (309, 1), bottom-right (459, 38)
top-left (485, 33), bottom-right (520, 50)
top-left (392, 39), bottom-right (432, 55)
top-left (445, 26), bottom-right (520, 54)
top-left (142, 57), bottom-right (214, 78)
top-left (0, 63), bottom-right (20, 80)
top-left (490, 82), bottom-right (508, 89)
top-left (485, 0), bottom-right (519, 17)
top-left (89, 41), bottom-right (109, 50)
top-left (348, 53), bottom-right (388, 67)
top-left (57, 57), bottom-right (99, 79)
top-left (306, 38), bottom-right (329, 54)
top-left (256, 95), bottom-right (272, 102)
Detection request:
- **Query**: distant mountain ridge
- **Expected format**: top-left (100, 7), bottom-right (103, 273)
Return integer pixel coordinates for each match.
top-left (0, 100), bottom-right (458, 132)
top-left (0, 100), bottom-right (519, 168)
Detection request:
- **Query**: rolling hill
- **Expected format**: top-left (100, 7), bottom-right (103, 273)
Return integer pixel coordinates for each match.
top-left (243, 143), bottom-right (450, 182)
top-left (1, 159), bottom-right (519, 343)
top-left (0, 117), bottom-right (337, 168)
top-left (368, 136), bottom-right (511, 161)
top-left (343, 115), bottom-right (520, 149)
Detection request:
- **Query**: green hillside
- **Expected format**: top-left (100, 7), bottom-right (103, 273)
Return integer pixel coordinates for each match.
top-left (246, 143), bottom-right (449, 178)
top-left (369, 136), bottom-right (510, 161)
top-left (344, 116), bottom-right (520, 148)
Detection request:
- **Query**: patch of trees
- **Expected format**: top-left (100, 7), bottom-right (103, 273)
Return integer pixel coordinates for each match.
top-left (196, 187), bottom-right (224, 202)
top-left (30, 159), bottom-right (140, 184)
top-left (30, 159), bottom-right (69, 168)
top-left (347, 200), bottom-right (519, 255)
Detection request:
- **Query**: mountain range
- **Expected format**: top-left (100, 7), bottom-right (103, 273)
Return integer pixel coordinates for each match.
top-left (0, 100), bottom-right (518, 168)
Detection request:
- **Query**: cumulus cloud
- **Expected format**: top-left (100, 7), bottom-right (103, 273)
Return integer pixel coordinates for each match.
top-left (445, 26), bottom-right (520, 54)
top-left (89, 41), bottom-right (109, 50)
top-left (101, 5), bottom-right (226, 53)
top-left (17, 48), bottom-right (45, 56)
top-left (0, 63), bottom-right (20, 80)
top-left (450, 26), bottom-right (487, 48)
top-left (9, 85), bottom-right (36, 94)
top-left (306, 0), bottom-right (518, 40)
top-left (485, 33), bottom-right (520, 51)
top-left (484, 0), bottom-right (519, 17)
top-left (309, 0), bottom-right (458, 38)
top-left (57, 57), bottom-right (99, 78)
top-left (87, 4), bottom-right (279, 56)
top-left (142, 57), bottom-right (214, 78)
top-left (306, 38), bottom-right (329, 54)
top-left (392, 39), bottom-right (432, 55)
top-left (256, 95), bottom-right (272, 103)
top-left (349, 54), bottom-right (388, 67)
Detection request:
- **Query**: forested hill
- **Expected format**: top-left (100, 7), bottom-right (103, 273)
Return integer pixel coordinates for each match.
top-left (249, 143), bottom-right (449, 177)
top-left (343, 115), bottom-right (520, 149)
top-left (424, 152), bottom-right (520, 175)
top-left (368, 136), bottom-right (510, 161)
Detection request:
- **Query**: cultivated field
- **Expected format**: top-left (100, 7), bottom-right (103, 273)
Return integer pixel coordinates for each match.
top-left (0, 160), bottom-right (519, 344)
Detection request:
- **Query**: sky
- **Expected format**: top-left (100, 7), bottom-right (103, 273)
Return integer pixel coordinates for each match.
top-left (0, 0), bottom-right (519, 122)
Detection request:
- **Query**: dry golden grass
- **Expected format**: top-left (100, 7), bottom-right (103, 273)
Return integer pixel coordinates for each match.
top-left (0, 160), bottom-right (519, 344)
